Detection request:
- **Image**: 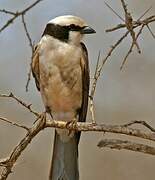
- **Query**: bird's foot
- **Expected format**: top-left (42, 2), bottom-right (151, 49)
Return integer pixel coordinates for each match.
top-left (66, 118), bottom-right (77, 135)
top-left (45, 106), bottom-right (53, 120)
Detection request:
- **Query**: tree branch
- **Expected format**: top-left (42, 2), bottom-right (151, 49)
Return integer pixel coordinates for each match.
top-left (0, 0), bottom-right (43, 33)
top-left (98, 139), bottom-right (155, 155)
top-left (46, 120), bottom-right (155, 142)
top-left (1, 0), bottom-right (155, 179)
top-left (0, 113), bottom-right (46, 180)
top-left (0, 0), bottom-right (43, 92)
top-left (0, 117), bottom-right (29, 131)
top-left (0, 93), bottom-right (39, 117)
top-left (1, 116), bottom-right (155, 179)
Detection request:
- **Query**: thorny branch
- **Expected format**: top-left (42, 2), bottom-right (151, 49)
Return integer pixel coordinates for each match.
top-left (104, 0), bottom-right (155, 70)
top-left (0, 117), bottom-right (29, 131)
top-left (1, 92), bottom-right (155, 179)
top-left (1, 110), bottom-right (155, 179)
top-left (120, 24), bottom-right (145, 69)
top-left (89, 1), bottom-right (155, 122)
top-left (0, 0), bottom-right (43, 91)
top-left (0, 0), bottom-right (43, 33)
top-left (1, 0), bottom-right (155, 179)
top-left (0, 93), bottom-right (39, 116)
top-left (121, 0), bottom-right (141, 53)
top-left (0, 113), bottom-right (46, 180)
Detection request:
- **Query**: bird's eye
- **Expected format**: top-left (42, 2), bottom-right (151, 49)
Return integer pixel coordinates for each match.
top-left (68, 24), bottom-right (83, 31)
top-left (69, 24), bottom-right (76, 29)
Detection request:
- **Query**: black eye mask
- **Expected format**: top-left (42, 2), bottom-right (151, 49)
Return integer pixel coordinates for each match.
top-left (66, 24), bottom-right (85, 31)
top-left (42, 23), bottom-right (70, 42)
top-left (42, 23), bottom-right (85, 42)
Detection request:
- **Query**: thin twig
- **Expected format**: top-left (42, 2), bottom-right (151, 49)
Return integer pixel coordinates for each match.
top-left (0, 0), bottom-right (43, 33)
top-left (21, 15), bottom-right (34, 52)
top-left (138, 6), bottom-right (152, 21)
top-left (90, 31), bottom-right (129, 99)
top-left (21, 14), bottom-right (35, 91)
top-left (121, 0), bottom-right (141, 53)
top-left (0, 93), bottom-right (39, 117)
top-left (0, 9), bottom-right (16, 15)
top-left (0, 15), bottom-right (18, 33)
top-left (25, 62), bottom-right (33, 92)
top-left (120, 24), bottom-right (145, 70)
top-left (89, 51), bottom-right (101, 123)
top-left (122, 120), bottom-right (155, 132)
top-left (106, 15), bottom-right (155, 32)
top-left (98, 139), bottom-right (155, 155)
top-left (104, 1), bottom-right (124, 21)
top-left (0, 113), bottom-right (46, 180)
top-left (0, 117), bottom-right (29, 131)
top-left (0, 0), bottom-right (43, 92)
top-left (105, 3), bottom-right (155, 70)
top-left (146, 24), bottom-right (155, 39)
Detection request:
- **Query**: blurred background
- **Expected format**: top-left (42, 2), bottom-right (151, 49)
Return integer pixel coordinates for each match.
top-left (0, 0), bottom-right (155, 179)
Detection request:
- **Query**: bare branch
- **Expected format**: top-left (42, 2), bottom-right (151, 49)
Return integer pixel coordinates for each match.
top-left (120, 0), bottom-right (128, 14)
top-left (0, 113), bottom-right (46, 180)
top-left (103, 2), bottom-right (155, 71)
top-left (0, 15), bottom-right (18, 33)
top-left (0, 117), bottom-right (29, 131)
top-left (106, 15), bottom-right (155, 32)
top-left (98, 139), bottom-right (155, 156)
top-left (0, 158), bottom-right (10, 167)
top-left (0, 93), bottom-right (39, 117)
top-left (0, 0), bottom-right (43, 33)
top-left (122, 120), bottom-right (155, 132)
top-left (45, 120), bottom-right (155, 142)
top-left (121, 0), bottom-right (141, 53)
top-left (0, 9), bottom-right (16, 15)
top-left (21, 15), bottom-right (34, 53)
top-left (1, 117), bottom-right (155, 179)
top-left (0, 0), bottom-right (43, 92)
top-left (138, 6), bottom-right (152, 21)
top-left (104, 1), bottom-right (124, 21)
top-left (146, 24), bottom-right (155, 39)
top-left (90, 31), bottom-right (129, 99)
top-left (21, 14), bottom-right (35, 91)
top-left (120, 24), bottom-right (145, 70)
top-left (1, 0), bottom-right (155, 179)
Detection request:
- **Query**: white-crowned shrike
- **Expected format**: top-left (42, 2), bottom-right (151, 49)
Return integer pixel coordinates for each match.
top-left (32, 15), bottom-right (96, 180)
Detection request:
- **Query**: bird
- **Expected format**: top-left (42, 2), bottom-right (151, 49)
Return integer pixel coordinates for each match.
top-left (32, 15), bottom-right (96, 180)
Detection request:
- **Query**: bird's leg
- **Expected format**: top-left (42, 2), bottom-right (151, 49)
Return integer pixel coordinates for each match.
top-left (45, 106), bottom-right (54, 120)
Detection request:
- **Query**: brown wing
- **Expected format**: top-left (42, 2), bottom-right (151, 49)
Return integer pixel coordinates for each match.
top-left (79, 42), bottom-right (90, 123)
top-left (76, 42), bottom-right (89, 144)
top-left (32, 45), bottom-right (40, 91)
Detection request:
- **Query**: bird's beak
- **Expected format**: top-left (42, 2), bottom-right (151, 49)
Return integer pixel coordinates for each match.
top-left (81, 26), bottom-right (96, 34)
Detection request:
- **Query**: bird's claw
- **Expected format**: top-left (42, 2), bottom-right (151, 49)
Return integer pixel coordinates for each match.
top-left (66, 119), bottom-right (77, 135)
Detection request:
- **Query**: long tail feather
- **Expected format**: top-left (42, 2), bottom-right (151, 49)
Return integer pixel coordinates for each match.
top-left (49, 131), bottom-right (79, 180)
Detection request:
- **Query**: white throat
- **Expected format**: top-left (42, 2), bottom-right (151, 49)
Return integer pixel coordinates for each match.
top-left (68, 31), bottom-right (83, 45)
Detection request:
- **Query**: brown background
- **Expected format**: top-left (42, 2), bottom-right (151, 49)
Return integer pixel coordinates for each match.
top-left (0, 0), bottom-right (155, 179)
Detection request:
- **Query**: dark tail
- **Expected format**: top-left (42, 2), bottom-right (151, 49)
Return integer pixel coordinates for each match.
top-left (49, 130), bottom-right (79, 180)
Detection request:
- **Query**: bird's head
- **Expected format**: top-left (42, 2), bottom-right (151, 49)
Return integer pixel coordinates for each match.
top-left (42, 15), bottom-right (96, 45)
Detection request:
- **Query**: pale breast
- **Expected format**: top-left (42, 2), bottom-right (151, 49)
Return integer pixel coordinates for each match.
top-left (39, 36), bottom-right (82, 114)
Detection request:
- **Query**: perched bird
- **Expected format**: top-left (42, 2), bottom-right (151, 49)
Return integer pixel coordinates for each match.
top-left (32, 15), bottom-right (95, 180)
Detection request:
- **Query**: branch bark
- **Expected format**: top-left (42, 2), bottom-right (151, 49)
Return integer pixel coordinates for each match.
top-left (1, 115), bottom-right (155, 179)
top-left (98, 139), bottom-right (155, 155)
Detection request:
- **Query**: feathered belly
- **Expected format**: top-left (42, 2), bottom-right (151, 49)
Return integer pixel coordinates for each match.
top-left (40, 62), bottom-right (82, 114)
